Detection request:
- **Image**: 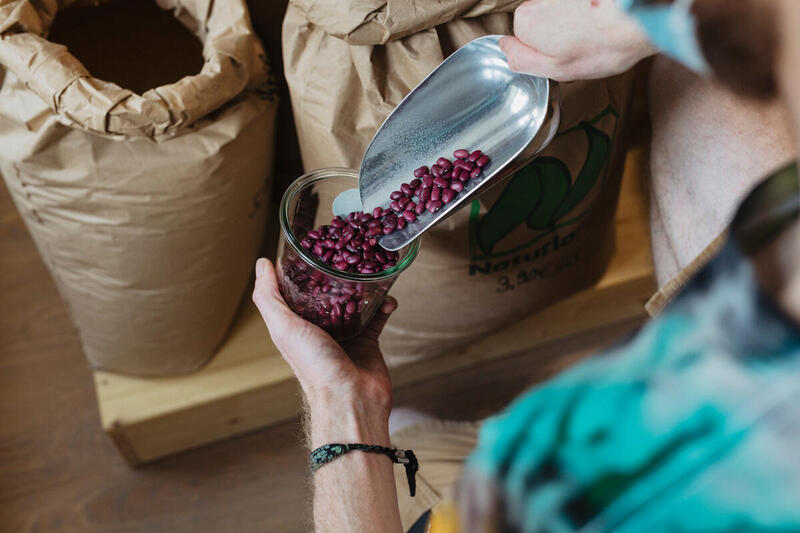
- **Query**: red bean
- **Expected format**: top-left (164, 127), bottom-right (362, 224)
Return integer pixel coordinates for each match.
top-left (422, 174), bottom-right (434, 187)
top-left (431, 187), bottom-right (441, 202)
top-left (402, 210), bottom-right (416, 223)
top-left (323, 249), bottom-right (334, 262)
top-left (413, 166), bottom-right (429, 178)
top-left (401, 183), bottom-right (413, 196)
top-left (453, 149), bottom-right (469, 159)
top-left (477, 155), bottom-right (490, 168)
top-left (451, 167), bottom-right (462, 180)
top-left (383, 225), bottom-right (394, 235)
top-left (372, 207), bottom-right (383, 218)
top-left (397, 217), bottom-right (406, 230)
top-left (345, 301), bottom-right (357, 315)
top-left (427, 200), bottom-right (443, 213)
top-left (414, 202), bottom-right (426, 215)
top-left (433, 177), bottom-right (450, 189)
top-left (441, 189), bottom-right (456, 204)
top-left (436, 157), bottom-right (452, 170)
top-left (409, 178), bottom-right (421, 189)
top-left (470, 167), bottom-right (482, 179)
top-left (346, 254), bottom-right (360, 265)
top-left (417, 187), bottom-right (431, 204)
top-left (398, 196), bottom-right (411, 209)
top-left (313, 243), bottom-right (324, 256)
top-left (450, 180), bottom-right (464, 192)
top-left (390, 190), bottom-right (403, 200)
top-left (300, 238), bottom-right (313, 249)
top-left (455, 159), bottom-right (473, 171)
top-left (405, 201), bottom-right (416, 212)
top-left (383, 216), bottom-right (397, 228)
top-left (390, 200), bottom-right (401, 212)
top-left (308, 230), bottom-right (321, 240)
top-left (331, 217), bottom-right (345, 228)
top-left (468, 150), bottom-right (482, 162)
top-left (430, 165), bottom-right (442, 178)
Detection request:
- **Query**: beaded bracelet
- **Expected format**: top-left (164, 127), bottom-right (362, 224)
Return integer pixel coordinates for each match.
top-left (310, 443), bottom-right (419, 497)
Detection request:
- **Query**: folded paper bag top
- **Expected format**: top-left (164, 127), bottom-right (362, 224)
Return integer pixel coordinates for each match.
top-left (0, 0), bottom-right (270, 139)
top-left (0, 0), bottom-right (278, 376)
top-left (290, 0), bottom-right (525, 44)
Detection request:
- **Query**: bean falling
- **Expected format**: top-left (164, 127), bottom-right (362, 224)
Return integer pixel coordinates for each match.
top-left (297, 148), bottom-right (489, 275)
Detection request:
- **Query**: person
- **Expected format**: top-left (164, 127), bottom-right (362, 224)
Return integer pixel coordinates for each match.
top-left (252, 1), bottom-right (800, 531)
top-left (499, 0), bottom-right (797, 304)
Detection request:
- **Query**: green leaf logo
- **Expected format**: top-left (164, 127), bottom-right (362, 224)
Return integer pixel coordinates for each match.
top-left (551, 121), bottom-right (611, 221)
top-left (474, 120), bottom-right (612, 256)
top-left (526, 157), bottom-right (571, 230)
top-left (476, 164), bottom-right (542, 255)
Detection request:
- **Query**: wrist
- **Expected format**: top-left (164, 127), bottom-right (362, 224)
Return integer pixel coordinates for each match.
top-left (306, 392), bottom-right (391, 449)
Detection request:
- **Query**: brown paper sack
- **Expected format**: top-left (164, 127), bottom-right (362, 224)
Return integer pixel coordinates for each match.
top-left (283, 0), bottom-right (634, 364)
top-left (0, 0), bottom-right (278, 375)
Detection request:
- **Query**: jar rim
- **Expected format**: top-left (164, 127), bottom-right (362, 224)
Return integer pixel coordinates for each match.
top-left (279, 167), bottom-right (421, 282)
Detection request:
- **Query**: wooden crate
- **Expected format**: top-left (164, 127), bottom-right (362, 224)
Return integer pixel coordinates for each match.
top-left (94, 148), bottom-right (654, 465)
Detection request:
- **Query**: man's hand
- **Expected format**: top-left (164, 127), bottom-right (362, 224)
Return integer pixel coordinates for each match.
top-left (253, 258), bottom-right (404, 533)
top-left (252, 257), bottom-right (397, 445)
top-left (499, 0), bottom-right (656, 81)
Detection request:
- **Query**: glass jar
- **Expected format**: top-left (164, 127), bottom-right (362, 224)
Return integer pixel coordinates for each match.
top-left (277, 168), bottom-right (420, 340)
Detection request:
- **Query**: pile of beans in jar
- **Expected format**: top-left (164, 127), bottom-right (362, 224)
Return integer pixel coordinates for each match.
top-left (298, 210), bottom-right (401, 274)
top-left (278, 254), bottom-right (383, 337)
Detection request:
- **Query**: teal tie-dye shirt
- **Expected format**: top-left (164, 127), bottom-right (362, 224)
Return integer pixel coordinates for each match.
top-left (467, 165), bottom-right (800, 532)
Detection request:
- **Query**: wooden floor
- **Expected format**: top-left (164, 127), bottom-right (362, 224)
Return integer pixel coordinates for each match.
top-left (0, 179), bottom-right (643, 532)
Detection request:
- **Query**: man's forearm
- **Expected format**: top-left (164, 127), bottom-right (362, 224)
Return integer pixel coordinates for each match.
top-left (308, 394), bottom-right (403, 533)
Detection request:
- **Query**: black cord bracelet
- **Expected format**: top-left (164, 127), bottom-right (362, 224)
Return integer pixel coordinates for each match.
top-left (310, 443), bottom-right (419, 497)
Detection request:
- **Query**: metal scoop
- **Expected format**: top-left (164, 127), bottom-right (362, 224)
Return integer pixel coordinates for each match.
top-left (334, 34), bottom-right (561, 251)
